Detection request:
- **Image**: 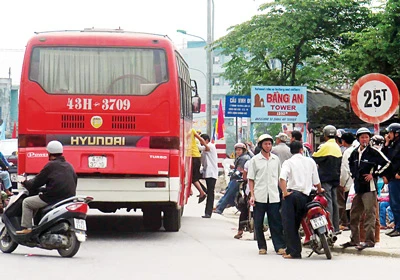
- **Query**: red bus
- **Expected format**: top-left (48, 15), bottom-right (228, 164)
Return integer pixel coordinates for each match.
top-left (18, 29), bottom-right (200, 231)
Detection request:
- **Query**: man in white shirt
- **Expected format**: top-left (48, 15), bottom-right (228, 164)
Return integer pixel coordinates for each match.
top-left (279, 141), bottom-right (324, 259)
top-left (338, 132), bottom-right (356, 230)
top-left (197, 134), bottom-right (219, 218)
top-left (248, 134), bottom-right (286, 255)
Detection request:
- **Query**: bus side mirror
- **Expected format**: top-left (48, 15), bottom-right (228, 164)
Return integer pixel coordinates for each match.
top-left (192, 96), bottom-right (201, 114)
top-left (191, 79), bottom-right (201, 114)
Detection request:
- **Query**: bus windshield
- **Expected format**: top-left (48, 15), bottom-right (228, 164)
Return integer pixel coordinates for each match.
top-left (29, 47), bottom-right (168, 95)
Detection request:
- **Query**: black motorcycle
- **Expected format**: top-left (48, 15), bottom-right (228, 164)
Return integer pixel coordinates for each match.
top-left (0, 189), bottom-right (93, 258)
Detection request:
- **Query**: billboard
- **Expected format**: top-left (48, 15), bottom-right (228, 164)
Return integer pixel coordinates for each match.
top-left (251, 86), bottom-right (307, 123)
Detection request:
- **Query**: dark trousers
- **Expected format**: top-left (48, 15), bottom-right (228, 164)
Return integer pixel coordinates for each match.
top-left (338, 188), bottom-right (349, 226)
top-left (281, 191), bottom-right (309, 258)
top-left (254, 201), bottom-right (286, 252)
top-left (389, 179), bottom-right (400, 231)
top-left (204, 178), bottom-right (216, 216)
top-left (238, 205), bottom-right (249, 231)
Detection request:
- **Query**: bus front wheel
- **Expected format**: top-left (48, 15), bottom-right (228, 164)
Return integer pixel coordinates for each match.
top-left (163, 207), bottom-right (181, 232)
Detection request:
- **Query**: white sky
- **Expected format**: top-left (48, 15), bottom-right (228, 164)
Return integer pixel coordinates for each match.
top-left (0, 0), bottom-right (266, 85)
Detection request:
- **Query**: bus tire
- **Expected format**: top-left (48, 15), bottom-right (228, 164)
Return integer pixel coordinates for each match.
top-left (143, 209), bottom-right (162, 231)
top-left (163, 207), bottom-right (181, 232)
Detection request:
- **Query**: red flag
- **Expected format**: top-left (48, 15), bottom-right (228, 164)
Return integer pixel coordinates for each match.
top-left (216, 99), bottom-right (224, 140)
top-left (11, 122), bottom-right (17, 138)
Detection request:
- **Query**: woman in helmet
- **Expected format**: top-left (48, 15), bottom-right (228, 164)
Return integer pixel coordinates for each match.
top-left (16, 140), bottom-right (78, 234)
top-left (214, 142), bottom-right (250, 214)
top-left (247, 134), bottom-right (286, 255)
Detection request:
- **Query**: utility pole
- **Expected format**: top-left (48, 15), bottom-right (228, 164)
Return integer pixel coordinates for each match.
top-left (206, 0), bottom-right (213, 136)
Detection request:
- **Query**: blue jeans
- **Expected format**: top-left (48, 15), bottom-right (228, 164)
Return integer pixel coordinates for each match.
top-left (322, 182), bottom-right (340, 232)
top-left (0, 171), bottom-right (11, 190)
top-left (389, 179), bottom-right (400, 231)
top-left (379, 201), bottom-right (394, 226)
top-left (215, 180), bottom-right (239, 214)
top-left (254, 201), bottom-right (286, 252)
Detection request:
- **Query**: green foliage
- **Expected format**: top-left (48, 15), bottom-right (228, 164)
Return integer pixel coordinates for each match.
top-left (213, 0), bottom-right (372, 95)
top-left (253, 123), bottom-right (282, 140)
top-left (340, 0), bottom-right (400, 85)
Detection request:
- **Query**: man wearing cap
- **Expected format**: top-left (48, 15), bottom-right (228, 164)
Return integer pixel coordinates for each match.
top-left (312, 125), bottom-right (342, 234)
top-left (272, 132), bottom-right (292, 165)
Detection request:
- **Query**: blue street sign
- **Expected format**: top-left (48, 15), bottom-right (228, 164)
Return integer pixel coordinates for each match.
top-left (225, 95), bottom-right (251, 118)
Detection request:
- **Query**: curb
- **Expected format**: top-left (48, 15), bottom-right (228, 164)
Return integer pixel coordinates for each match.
top-left (331, 246), bottom-right (400, 258)
top-left (214, 196), bottom-right (400, 258)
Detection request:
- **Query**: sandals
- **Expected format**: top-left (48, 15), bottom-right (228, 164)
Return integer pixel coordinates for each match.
top-left (234, 231), bottom-right (243, 239)
top-left (282, 254), bottom-right (301, 259)
top-left (258, 249), bottom-right (267, 255)
top-left (277, 248), bottom-right (286, 255)
top-left (198, 194), bottom-right (207, 204)
top-left (340, 242), bottom-right (357, 248)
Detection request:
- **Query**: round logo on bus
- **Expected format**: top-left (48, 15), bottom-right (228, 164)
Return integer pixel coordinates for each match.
top-left (91, 116), bottom-right (103, 129)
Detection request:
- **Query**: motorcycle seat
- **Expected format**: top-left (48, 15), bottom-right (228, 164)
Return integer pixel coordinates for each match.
top-left (305, 201), bottom-right (322, 211)
top-left (39, 204), bottom-right (55, 216)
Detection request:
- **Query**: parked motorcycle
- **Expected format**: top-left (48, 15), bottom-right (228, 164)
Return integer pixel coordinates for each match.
top-left (301, 192), bottom-right (337, 259)
top-left (0, 189), bottom-right (93, 258)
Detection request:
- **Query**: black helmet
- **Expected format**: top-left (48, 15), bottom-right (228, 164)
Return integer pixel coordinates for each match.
top-left (323, 125), bottom-right (337, 138)
top-left (386, 123), bottom-right (400, 134)
top-left (371, 135), bottom-right (384, 145)
top-left (356, 127), bottom-right (371, 138)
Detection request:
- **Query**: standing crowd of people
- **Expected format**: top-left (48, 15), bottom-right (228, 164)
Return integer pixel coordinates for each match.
top-left (194, 123), bottom-right (400, 258)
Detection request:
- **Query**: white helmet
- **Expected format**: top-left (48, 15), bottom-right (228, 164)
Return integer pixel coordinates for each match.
top-left (356, 127), bottom-right (371, 138)
top-left (257, 134), bottom-right (274, 145)
top-left (46, 140), bottom-right (63, 154)
top-left (234, 143), bottom-right (247, 150)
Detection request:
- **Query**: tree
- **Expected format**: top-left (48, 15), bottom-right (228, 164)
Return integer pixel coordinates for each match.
top-left (213, 0), bottom-right (372, 95)
top-left (340, 0), bottom-right (400, 86)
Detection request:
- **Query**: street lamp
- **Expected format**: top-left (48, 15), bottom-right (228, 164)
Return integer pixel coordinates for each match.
top-left (176, 30), bottom-right (206, 43)
top-left (176, 22), bottom-right (212, 137)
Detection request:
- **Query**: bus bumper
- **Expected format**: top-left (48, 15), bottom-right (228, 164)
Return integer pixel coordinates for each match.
top-left (76, 177), bottom-right (180, 204)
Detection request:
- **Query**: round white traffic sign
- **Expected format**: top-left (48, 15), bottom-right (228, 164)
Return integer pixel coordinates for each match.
top-left (351, 73), bottom-right (399, 123)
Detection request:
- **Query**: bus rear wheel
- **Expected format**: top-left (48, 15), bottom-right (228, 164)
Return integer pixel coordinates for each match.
top-left (143, 209), bottom-right (162, 231)
top-left (163, 207), bottom-right (181, 232)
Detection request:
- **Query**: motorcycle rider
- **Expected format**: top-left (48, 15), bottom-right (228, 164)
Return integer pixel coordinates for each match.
top-left (16, 140), bottom-right (77, 234)
top-left (0, 155), bottom-right (13, 197)
top-left (341, 128), bottom-right (391, 249)
top-left (381, 123), bottom-right (400, 237)
top-left (214, 143), bottom-right (250, 214)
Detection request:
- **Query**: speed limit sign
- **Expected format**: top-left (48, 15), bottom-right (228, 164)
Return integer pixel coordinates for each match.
top-left (351, 73), bottom-right (399, 123)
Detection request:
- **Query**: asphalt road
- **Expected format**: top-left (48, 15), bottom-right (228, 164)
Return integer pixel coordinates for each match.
top-left (0, 201), bottom-right (398, 280)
